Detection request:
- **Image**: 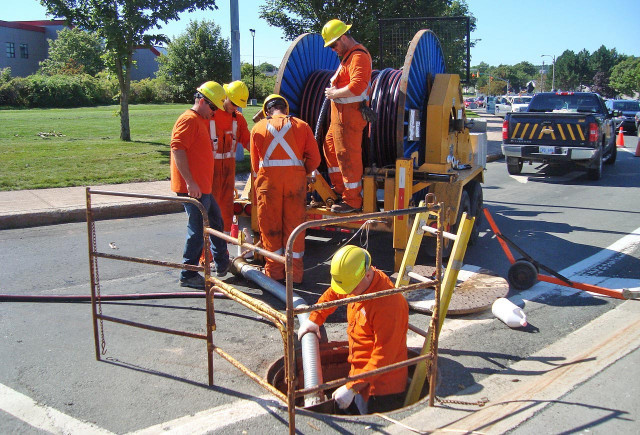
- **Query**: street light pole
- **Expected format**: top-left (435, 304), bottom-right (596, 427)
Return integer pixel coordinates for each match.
top-left (542, 54), bottom-right (556, 91)
top-left (249, 28), bottom-right (256, 103)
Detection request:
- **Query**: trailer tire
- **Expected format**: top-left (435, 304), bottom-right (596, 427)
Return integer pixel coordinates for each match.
top-left (467, 181), bottom-right (483, 245)
top-left (507, 157), bottom-right (523, 175)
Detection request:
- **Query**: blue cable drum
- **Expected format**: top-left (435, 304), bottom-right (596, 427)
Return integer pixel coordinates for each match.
top-left (395, 30), bottom-right (446, 166)
top-left (274, 33), bottom-right (339, 119)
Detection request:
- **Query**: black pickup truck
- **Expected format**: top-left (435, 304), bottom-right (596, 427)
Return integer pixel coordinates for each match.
top-left (501, 92), bottom-right (617, 180)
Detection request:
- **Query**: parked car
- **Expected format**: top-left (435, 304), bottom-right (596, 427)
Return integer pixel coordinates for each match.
top-left (636, 111), bottom-right (640, 132)
top-left (495, 95), bottom-right (533, 117)
top-left (464, 97), bottom-right (478, 109)
top-left (494, 96), bottom-right (512, 117)
top-left (486, 96), bottom-right (497, 113)
top-left (510, 96), bottom-right (533, 113)
top-left (605, 99), bottom-right (640, 133)
top-left (502, 92), bottom-right (616, 180)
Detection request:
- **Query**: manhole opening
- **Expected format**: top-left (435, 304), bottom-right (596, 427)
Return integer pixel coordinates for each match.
top-left (266, 341), bottom-right (429, 415)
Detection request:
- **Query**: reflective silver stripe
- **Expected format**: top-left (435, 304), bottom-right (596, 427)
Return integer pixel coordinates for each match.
top-left (209, 120), bottom-right (218, 147)
top-left (344, 180), bottom-right (362, 189)
top-left (273, 248), bottom-right (284, 255)
top-left (260, 120), bottom-right (304, 168)
top-left (334, 90), bottom-right (368, 104)
top-left (260, 159), bottom-right (303, 167)
top-left (292, 251), bottom-right (304, 259)
top-left (327, 167), bottom-right (341, 174)
top-left (214, 151), bottom-right (235, 159)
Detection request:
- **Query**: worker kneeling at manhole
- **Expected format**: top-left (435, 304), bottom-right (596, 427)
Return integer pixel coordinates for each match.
top-left (298, 245), bottom-right (409, 415)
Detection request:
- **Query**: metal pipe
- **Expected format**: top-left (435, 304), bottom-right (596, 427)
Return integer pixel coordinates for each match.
top-left (0, 292), bottom-right (227, 303)
top-left (233, 258), bottom-right (325, 406)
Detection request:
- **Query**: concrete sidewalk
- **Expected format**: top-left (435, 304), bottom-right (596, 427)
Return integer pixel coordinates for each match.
top-left (0, 111), bottom-right (504, 230)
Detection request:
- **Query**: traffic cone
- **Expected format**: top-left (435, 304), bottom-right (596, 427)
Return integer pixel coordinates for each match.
top-left (635, 134), bottom-right (640, 157)
top-left (616, 126), bottom-right (625, 147)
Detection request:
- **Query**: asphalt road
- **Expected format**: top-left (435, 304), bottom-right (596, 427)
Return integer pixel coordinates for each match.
top-left (1, 144), bottom-right (639, 434)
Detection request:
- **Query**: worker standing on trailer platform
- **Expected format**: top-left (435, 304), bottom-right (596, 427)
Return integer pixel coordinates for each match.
top-left (212, 80), bottom-right (251, 233)
top-left (170, 81), bottom-right (231, 289)
top-left (298, 245), bottom-right (409, 414)
top-left (321, 19), bottom-right (372, 213)
top-left (250, 94), bottom-right (321, 283)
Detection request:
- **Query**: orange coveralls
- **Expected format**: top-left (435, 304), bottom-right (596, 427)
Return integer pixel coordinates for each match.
top-left (250, 114), bottom-right (321, 282)
top-left (309, 267), bottom-right (409, 400)
top-left (324, 44), bottom-right (372, 209)
top-left (210, 109), bottom-right (250, 232)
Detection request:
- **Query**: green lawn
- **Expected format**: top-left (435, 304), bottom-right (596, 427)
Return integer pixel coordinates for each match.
top-left (0, 103), bottom-right (262, 191)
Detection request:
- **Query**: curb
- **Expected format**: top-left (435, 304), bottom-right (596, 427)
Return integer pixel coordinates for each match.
top-left (0, 201), bottom-right (183, 230)
top-left (1, 152), bottom-right (504, 230)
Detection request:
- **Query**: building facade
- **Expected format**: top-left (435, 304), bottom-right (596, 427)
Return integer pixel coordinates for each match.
top-left (1, 19), bottom-right (163, 79)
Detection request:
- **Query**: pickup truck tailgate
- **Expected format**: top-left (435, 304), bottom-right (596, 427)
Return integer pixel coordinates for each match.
top-left (506, 113), bottom-right (591, 146)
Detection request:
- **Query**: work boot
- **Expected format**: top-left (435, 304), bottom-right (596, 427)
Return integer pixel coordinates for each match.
top-left (215, 260), bottom-right (231, 277)
top-left (180, 274), bottom-right (206, 290)
top-left (331, 202), bottom-right (360, 214)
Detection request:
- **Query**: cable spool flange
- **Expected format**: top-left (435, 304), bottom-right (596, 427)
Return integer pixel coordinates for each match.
top-left (395, 29), bottom-right (446, 166)
top-left (275, 33), bottom-right (339, 119)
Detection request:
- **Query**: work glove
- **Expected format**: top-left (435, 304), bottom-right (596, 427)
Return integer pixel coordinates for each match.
top-left (297, 319), bottom-right (320, 341)
top-left (332, 385), bottom-right (356, 409)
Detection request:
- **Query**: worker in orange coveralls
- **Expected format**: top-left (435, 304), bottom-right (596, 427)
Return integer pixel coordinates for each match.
top-left (250, 94), bottom-right (321, 283)
top-left (321, 19), bottom-right (372, 213)
top-left (211, 80), bottom-right (251, 233)
top-left (298, 245), bottom-right (408, 414)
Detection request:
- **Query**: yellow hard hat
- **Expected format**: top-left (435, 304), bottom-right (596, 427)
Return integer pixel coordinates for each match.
top-left (196, 81), bottom-right (226, 110)
top-left (322, 19), bottom-right (352, 47)
top-left (262, 93), bottom-right (289, 117)
top-left (223, 80), bottom-right (249, 108)
top-left (330, 245), bottom-right (371, 295)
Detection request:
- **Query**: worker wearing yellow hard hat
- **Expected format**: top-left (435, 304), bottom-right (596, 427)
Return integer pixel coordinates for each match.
top-left (209, 80), bottom-right (251, 234)
top-left (320, 19), bottom-right (373, 214)
top-left (250, 94), bottom-right (321, 283)
top-left (298, 245), bottom-right (409, 414)
top-left (171, 81), bottom-right (231, 289)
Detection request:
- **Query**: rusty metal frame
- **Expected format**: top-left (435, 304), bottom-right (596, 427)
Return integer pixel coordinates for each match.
top-left (86, 188), bottom-right (445, 435)
top-left (282, 203), bottom-right (444, 434)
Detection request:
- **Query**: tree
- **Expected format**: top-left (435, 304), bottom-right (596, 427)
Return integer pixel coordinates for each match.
top-left (156, 20), bottom-right (231, 102)
top-left (41, 0), bottom-right (219, 141)
top-left (609, 56), bottom-right (640, 96)
top-left (240, 62), bottom-right (275, 101)
top-left (592, 71), bottom-right (615, 98)
top-left (39, 27), bottom-right (105, 76)
top-left (589, 45), bottom-right (618, 75)
top-left (555, 50), bottom-right (581, 90)
top-left (259, 0), bottom-right (475, 65)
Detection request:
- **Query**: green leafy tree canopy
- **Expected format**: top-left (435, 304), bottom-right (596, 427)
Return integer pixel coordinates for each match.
top-left (259, 0), bottom-right (474, 64)
top-left (41, 0), bottom-right (218, 141)
top-left (156, 20), bottom-right (231, 102)
top-left (39, 27), bottom-right (105, 76)
top-left (609, 56), bottom-right (640, 96)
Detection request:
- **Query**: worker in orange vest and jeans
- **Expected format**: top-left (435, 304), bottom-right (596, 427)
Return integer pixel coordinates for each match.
top-left (210, 80), bottom-right (251, 233)
top-left (250, 94), bottom-right (321, 283)
top-left (298, 245), bottom-right (409, 414)
top-left (321, 19), bottom-right (372, 213)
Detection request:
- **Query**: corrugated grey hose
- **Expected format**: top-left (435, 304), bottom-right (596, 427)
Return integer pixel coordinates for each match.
top-left (236, 260), bottom-right (326, 406)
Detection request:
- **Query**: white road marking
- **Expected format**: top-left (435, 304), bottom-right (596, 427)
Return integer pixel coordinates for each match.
top-left (129, 395), bottom-right (282, 434)
top-left (3, 229), bottom-right (638, 434)
top-left (0, 383), bottom-right (113, 434)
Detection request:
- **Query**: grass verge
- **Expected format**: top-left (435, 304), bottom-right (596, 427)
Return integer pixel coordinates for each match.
top-left (0, 103), bottom-right (262, 191)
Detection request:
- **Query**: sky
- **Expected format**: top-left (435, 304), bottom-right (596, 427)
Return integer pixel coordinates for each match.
top-left (2, 0), bottom-right (639, 68)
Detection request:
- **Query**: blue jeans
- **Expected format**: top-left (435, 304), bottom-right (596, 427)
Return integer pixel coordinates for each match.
top-left (179, 193), bottom-right (229, 280)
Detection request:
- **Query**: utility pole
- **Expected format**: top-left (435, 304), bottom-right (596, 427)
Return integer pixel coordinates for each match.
top-left (250, 28), bottom-right (256, 104)
top-left (542, 54), bottom-right (555, 91)
top-left (230, 0), bottom-right (240, 81)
